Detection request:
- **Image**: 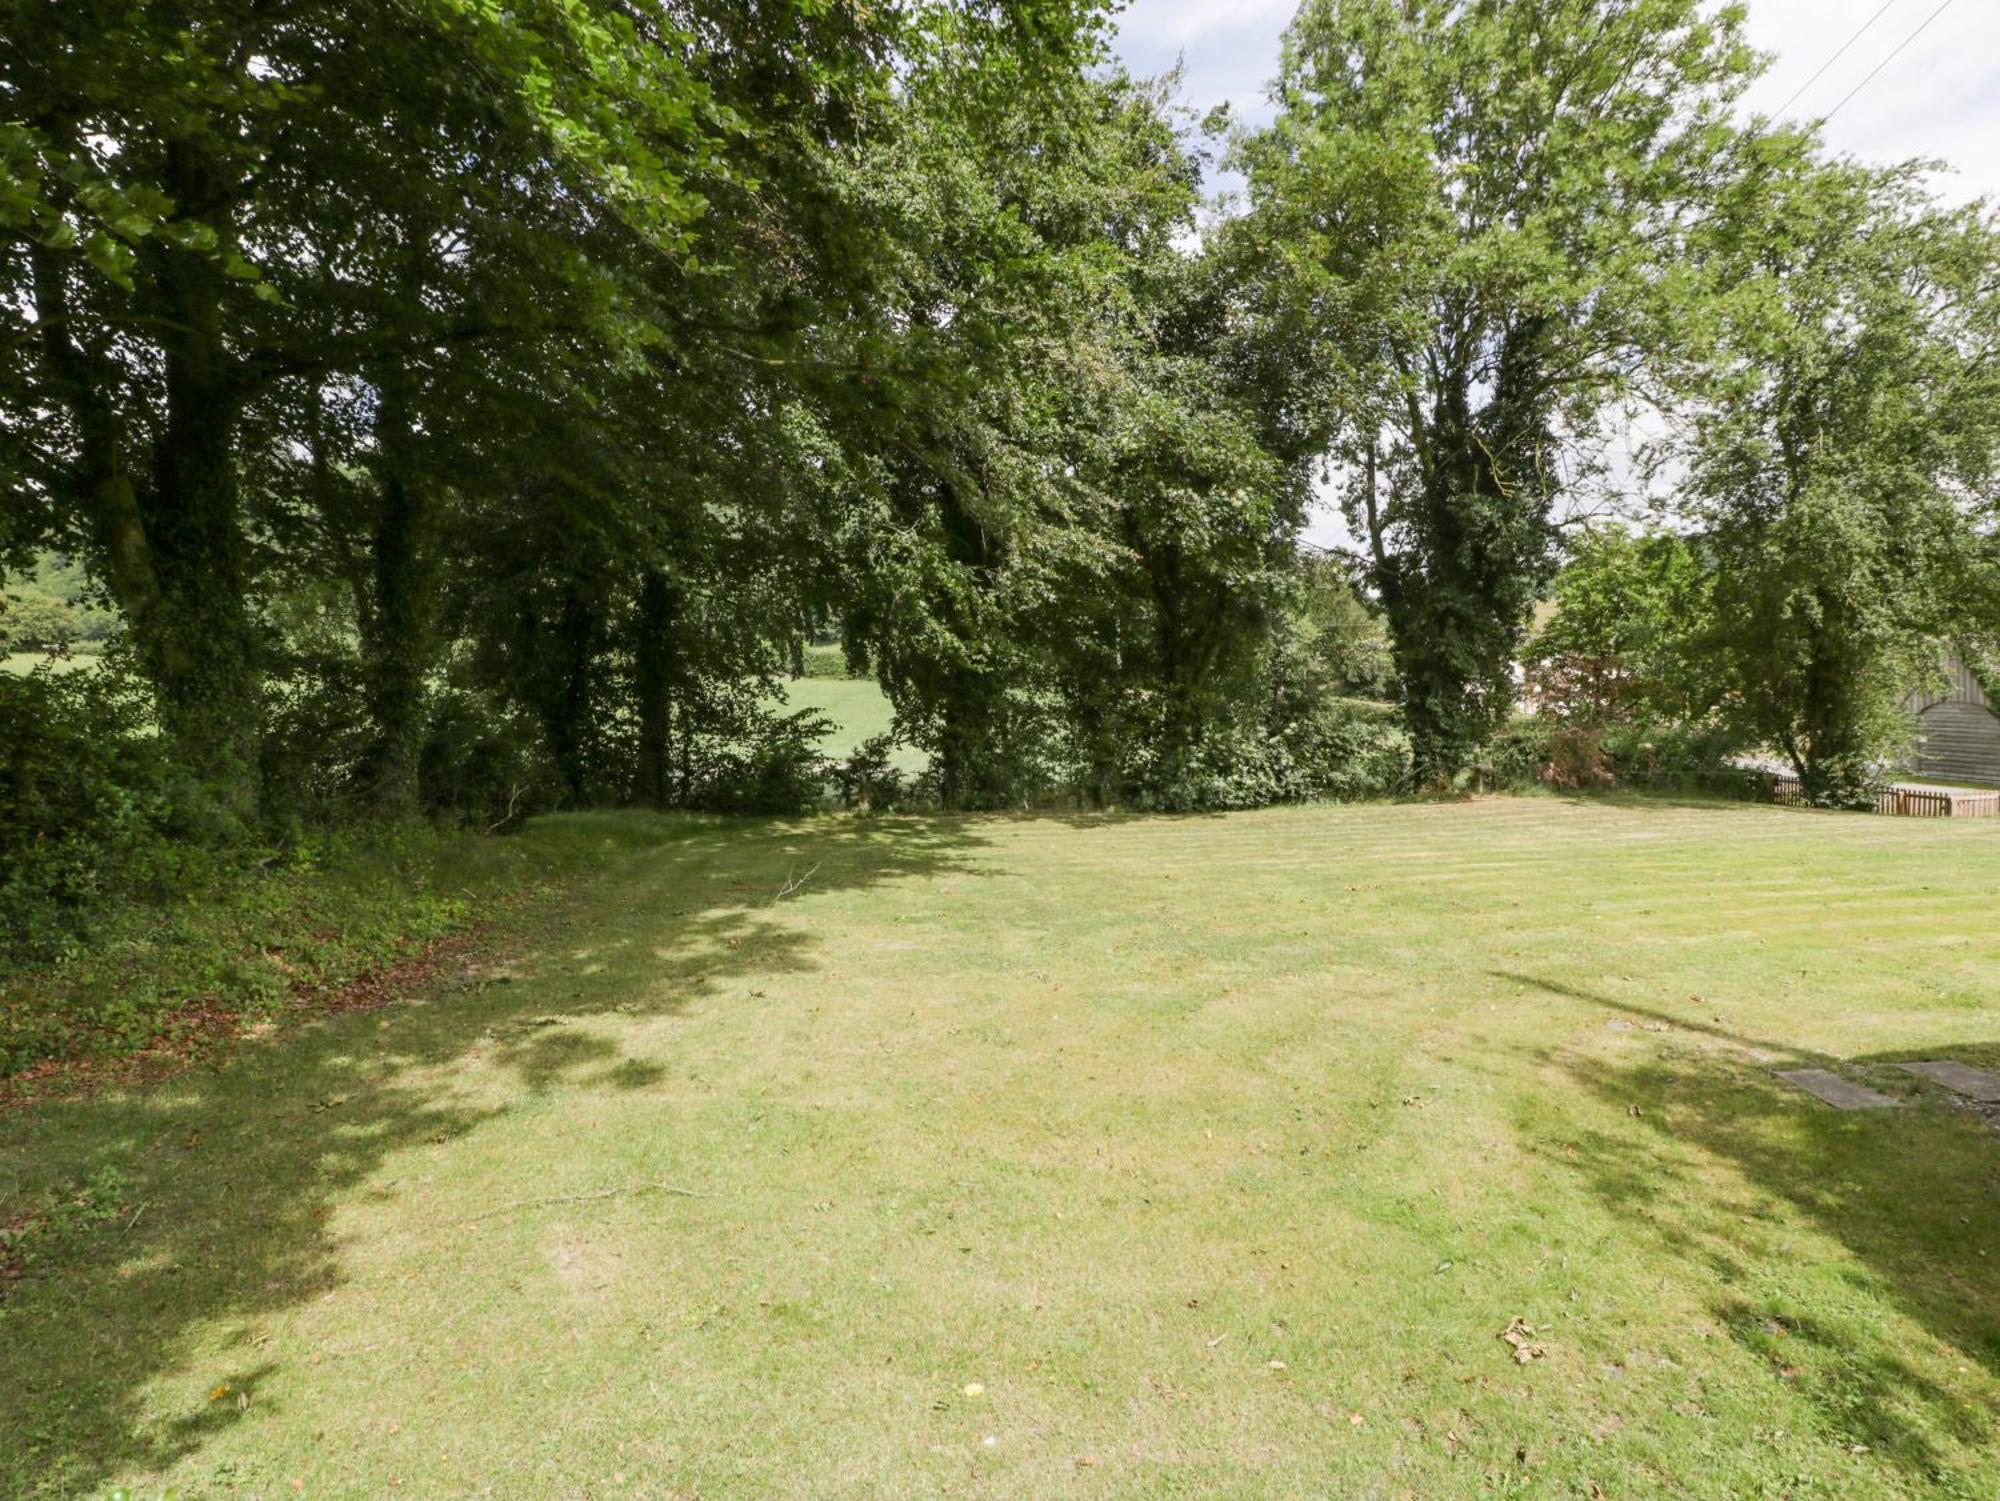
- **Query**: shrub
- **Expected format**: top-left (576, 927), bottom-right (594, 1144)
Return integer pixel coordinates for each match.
top-left (0, 665), bottom-right (212, 967)
top-left (682, 708), bottom-right (836, 814)
top-left (1475, 717), bottom-right (1555, 791)
top-left (260, 651), bottom-right (374, 823)
top-left (834, 734), bottom-right (909, 811)
top-left (419, 687), bottom-right (560, 828)
top-left (1126, 695), bottom-right (1413, 812)
top-left (1599, 724), bottom-right (1763, 798)
top-left (795, 643), bottom-right (855, 680)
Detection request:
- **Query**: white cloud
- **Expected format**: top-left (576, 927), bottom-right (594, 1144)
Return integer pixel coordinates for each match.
top-left (1737, 0), bottom-right (2000, 203)
top-left (1113, 0), bottom-right (2000, 195)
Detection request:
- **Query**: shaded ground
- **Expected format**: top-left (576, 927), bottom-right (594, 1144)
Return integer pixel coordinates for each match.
top-left (4, 796), bottom-right (1998, 1498)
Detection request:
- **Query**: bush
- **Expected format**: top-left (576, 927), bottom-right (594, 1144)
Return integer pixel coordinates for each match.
top-left (419, 687), bottom-right (560, 827)
top-left (0, 561), bottom-right (117, 652)
top-left (795, 643), bottom-right (856, 680)
top-left (1281, 697), bottom-right (1413, 801)
top-left (1477, 716), bottom-right (1770, 800)
top-left (682, 708), bottom-right (836, 814)
top-left (1599, 723), bottom-right (1763, 798)
top-left (1473, 717), bottom-right (1555, 791)
top-left (0, 813), bottom-right (669, 1078)
top-left (0, 665), bottom-right (212, 967)
top-left (833, 734), bottom-right (909, 811)
top-left (260, 651), bottom-right (374, 822)
top-left (1539, 725), bottom-right (1617, 790)
top-left (1125, 695), bottom-right (1413, 812)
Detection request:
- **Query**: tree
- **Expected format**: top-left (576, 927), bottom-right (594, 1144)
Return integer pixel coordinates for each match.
top-left (4, 0), bottom-right (1104, 820)
top-left (829, 65), bottom-right (1308, 808)
top-left (1526, 528), bottom-right (1714, 727)
top-left (1236, 0), bottom-right (1756, 782)
top-left (4, 0), bottom-right (738, 816)
top-left (1676, 149), bottom-right (2000, 804)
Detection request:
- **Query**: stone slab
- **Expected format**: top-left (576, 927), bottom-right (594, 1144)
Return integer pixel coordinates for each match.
top-left (1773, 1068), bottom-right (1901, 1110)
top-left (1896, 1060), bottom-right (2000, 1103)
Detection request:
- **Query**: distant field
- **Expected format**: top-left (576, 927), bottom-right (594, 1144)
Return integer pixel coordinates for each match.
top-left (6, 796), bottom-right (1999, 1498)
top-left (774, 672), bottom-right (926, 773)
top-left (3, 650), bottom-right (99, 676)
top-left (1, 656), bottom-right (926, 777)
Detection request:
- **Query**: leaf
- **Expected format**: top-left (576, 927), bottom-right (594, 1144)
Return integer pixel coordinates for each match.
top-left (1499, 1316), bottom-right (1547, 1364)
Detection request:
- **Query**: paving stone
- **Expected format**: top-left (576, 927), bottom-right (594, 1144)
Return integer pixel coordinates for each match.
top-left (1895, 1060), bottom-right (2000, 1103)
top-left (1773, 1068), bottom-right (1902, 1110)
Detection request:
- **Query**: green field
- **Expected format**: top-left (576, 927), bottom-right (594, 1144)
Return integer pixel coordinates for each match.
top-left (3, 650), bottom-right (99, 676)
top-left (5, 797), bottom-right (2000, 1498)
top-left (774, 673), bottom-right (926, 773)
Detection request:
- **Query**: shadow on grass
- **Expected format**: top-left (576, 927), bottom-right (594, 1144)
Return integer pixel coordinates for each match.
top-left (1505, 970), bottom-right (2000, 1487)
top-left (0, 811), bottom-right (986, 1497)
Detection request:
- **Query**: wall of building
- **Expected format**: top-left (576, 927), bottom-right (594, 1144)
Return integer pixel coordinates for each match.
top-left (1908, 654), bottom-right (2000, 785)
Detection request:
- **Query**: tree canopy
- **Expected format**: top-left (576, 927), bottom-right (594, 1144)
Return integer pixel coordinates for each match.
top-left (4, 0), bottom-right (1998, 928)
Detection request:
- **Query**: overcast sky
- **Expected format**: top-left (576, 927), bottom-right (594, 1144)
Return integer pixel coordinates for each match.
top-left (1107, 0), bottom-right (2000, 548)
top-left (1112, 0), bottom-right (2000, 202)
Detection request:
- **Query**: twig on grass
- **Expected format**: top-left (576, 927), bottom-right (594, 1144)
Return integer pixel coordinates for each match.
top-left (456, 1181), bottom-right (703, 1226)
top-left (771, 862), bottom-right (821, 905)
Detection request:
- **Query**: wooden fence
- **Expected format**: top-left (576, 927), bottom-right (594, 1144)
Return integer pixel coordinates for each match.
top-left (1770, 775), bottom-right (2000, 818)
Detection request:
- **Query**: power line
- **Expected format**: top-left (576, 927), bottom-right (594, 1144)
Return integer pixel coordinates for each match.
top-left (1771, 0), bottom-right (1900, 120)
top-left (1820, 0), bottom-right (1959, 125)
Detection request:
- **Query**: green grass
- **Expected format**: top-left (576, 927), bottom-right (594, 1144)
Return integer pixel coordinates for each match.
top-left (772, 673), bottom-right (927, 773)
top-left (3, 650), bottom-right (99, 676)
top-left (0, 819), bottom-right (673, 1079)
top-left (5, 796), bottom-right (2000, 1497)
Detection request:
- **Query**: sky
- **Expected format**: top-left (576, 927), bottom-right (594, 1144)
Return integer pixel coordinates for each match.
top-left (1112, 0), bottom-right (2000, 201)
top-left (1107, 0), bottom-right (2000, 548)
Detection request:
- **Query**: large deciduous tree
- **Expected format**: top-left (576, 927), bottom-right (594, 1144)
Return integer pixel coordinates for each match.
top-left (4, 0), bottom-right (739, 816)
top-left (1236, 0), bottom-right (1755, 782)
top-left (1677, 149), bottom-right (2000, 804)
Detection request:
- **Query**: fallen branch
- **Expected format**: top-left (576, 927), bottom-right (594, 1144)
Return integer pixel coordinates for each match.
top-left (771, 862), bottom-right (821, 905)
top-left (483, 781), bottom-right (524, 836)
top-left (456, 1181), bottom-right (703, 1225)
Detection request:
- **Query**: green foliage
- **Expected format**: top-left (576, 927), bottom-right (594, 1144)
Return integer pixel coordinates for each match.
top-left (1293, 554), bottom-right (1396, 700)
top-left (795, 644), bottom-right (855, 680)
top-left (832, 734), bottom-right (912, 811)
top-left (1677, 151), bottom-right (2000, 805)
top-left (1527, 529), bottom-right (1719, 728)
top-left (0, 557), bottom-right (114, 652)
top-left (679, 709), bottom-right (838, 816)
top-left (7, 0), bottom-right (1999, 1003)
top-left (1236, 0), bottom-right (1758, 781)
top-left (0, 664), bottom-right (211, 969)
top-left (0, 812), bottom-right (663, 1078)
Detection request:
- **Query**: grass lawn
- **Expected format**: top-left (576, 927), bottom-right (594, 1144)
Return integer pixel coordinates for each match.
top-left (772, 674), bottom-right (927, 774)
top-left (3, 650), bottom-right (100, 676)
top-left (5, 797), bottom-right (2000, 1497)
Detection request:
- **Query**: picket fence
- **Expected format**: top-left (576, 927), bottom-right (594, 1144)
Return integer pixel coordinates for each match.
top-left (1769, 775), bottom-right (2000, 819)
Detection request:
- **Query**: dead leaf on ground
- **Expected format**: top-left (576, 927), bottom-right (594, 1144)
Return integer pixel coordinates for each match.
top-left (1499, 1316), bottom-right (1547, 1364)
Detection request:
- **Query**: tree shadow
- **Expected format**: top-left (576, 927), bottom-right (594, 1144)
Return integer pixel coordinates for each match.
top-left (0, 811), bottom-right (987, 1497)
top-left (1501, 970), bottom-right (2000, 1487)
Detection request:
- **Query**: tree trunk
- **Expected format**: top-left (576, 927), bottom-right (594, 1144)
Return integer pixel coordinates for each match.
top-left (32, 225), bottom-right (261, 822)
top-left (137, 144), bottom-right (262, 822)
top-left (634, 568), bottom-right (681, 809)
top-left (358, 368), bottom-right (436, 814)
